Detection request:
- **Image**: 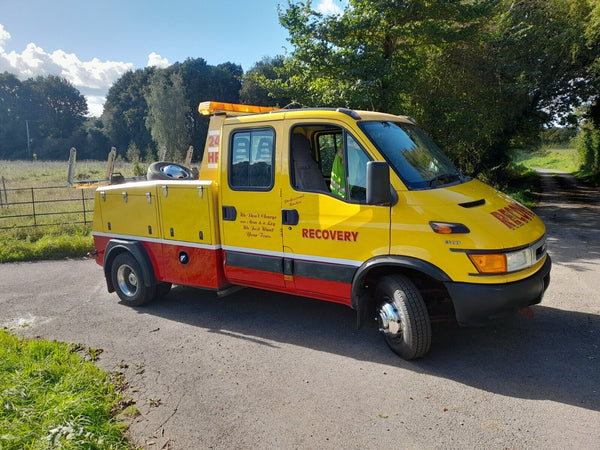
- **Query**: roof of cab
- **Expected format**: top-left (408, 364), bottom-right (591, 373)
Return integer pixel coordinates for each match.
top-left (199, 100), bottom-right (415, 124)
top-left (221, 106), bottom-right (415, 125)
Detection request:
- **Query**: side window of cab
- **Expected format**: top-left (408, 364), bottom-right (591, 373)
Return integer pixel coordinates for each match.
top-left (290, 125), bottom-right (371, 203)
top-left (229, 128), bottom-right (275, 190)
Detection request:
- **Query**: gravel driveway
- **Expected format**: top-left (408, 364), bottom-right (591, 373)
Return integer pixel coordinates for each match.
top-left (1, 170), bottom-right (598, 449)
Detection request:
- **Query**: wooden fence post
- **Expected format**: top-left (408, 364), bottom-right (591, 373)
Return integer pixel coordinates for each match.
top-left (31, 187), bottom-right (37, 227)
top-left (1, 176), bottom-right (6, 207)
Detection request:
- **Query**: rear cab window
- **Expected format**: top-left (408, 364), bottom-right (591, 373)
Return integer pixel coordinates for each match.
top-left (229, 128), bottom-right (275, 190)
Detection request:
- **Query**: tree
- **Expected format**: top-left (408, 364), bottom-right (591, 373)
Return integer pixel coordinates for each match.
top-left (576, 99), bottom-right (600, 177)
top-left (240, 56), bottom-right (291, 106)
top-left (0, 73), bottom-right (89, 159)
top-left (173, 58), bottom-right (243, 156)
top-left (495, 0), bottom-right (599, 125)
top-left (144, 71), bottom-right (191, 161)
top-left (271, 0), bottom-right (600, 180)
top-left (275, 0), bottom-right (509, 175)
top-left (101, 59), bottom-right (244, 162)
top-left (24, 75), bottom-right (87, 139)
top-left (0, 72), bottom-right (28, 158)
top-left (102, 68), bottom-right (156, 157)
top-left (79, 118), bottom-right (111, 160)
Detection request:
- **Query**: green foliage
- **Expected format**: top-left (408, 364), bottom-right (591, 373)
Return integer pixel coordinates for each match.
top-left (0, 227), bottom-right (93, 263)
top-left (125, 142), bottom-right (141, 162)
top-left (540, 127), bottom-right (578, 148)
top-left (101, 58), bottom-right (242, 162)
top-left (80, 119), bottom-right (112, 160)
top-left (576, 122), bottom-right (600, 176)
top-left (268, 0), bottom-right (600, 183)
top-left (512, 147), bottom-right (581, 173)
top-left (498, 164), bottom-right (541, 209)
top-left (172, 59), bottom-right (242, 159)
top-left (0, 73), bottom-right (89, 160)
top-left (574, 99), bottom-right (600, 181)
top-left (0, 330), bottom-right (129, 449)
top-left (145, 71), bottom-right (191, 161)
top-left (132, 161), bottom-right (147, 176)
top-left (102, 67), bottom-right (156, 156)
top-left (24, 75), bottom-right (88, 140)
top-left (273, 0), bottom-right (514, 177)
top-left (3, 1), bottom-right (599, 178)
top-left (240, 56), bottom-right (291, 106)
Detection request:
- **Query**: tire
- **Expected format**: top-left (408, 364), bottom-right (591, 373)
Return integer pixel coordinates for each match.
top-left (147, 162), bottom-right (194, 180)
top-left (154, 282), bottom-right (172, 299)
top-left (111, 252), bottom-right (156, 306)
top-left (375, 275), bottom-right (431, 360)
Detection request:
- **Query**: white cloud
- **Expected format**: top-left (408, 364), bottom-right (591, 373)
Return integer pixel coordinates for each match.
top-left (0, 23), bottom-right (134, 117)
top-left (0, 24), bottom-right (10, 51)
top-left (147, 52), bottom-right (169, 68)
top-left (315, 0), bottom-right (345, 15)
top-left (85, 95), bottom-right (109, 117)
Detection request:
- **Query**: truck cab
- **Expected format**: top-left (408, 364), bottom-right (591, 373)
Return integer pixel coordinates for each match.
top-left (91, 101), bottom-right (551, 359)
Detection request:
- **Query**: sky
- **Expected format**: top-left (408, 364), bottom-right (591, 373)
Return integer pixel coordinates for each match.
top-left (0, 0), bottom-right (347, 116)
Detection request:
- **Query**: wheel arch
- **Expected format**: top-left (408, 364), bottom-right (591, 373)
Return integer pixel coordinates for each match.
top-left (103, 239), bottom-right (157, 293)
top-left (351, 256), bottom-right (452, 329)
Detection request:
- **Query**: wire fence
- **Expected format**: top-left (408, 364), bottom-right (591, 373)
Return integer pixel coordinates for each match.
top-left (0, 183), bottom-right (95, 230)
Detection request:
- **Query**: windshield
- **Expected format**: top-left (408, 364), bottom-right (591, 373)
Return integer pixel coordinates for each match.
top-left (359, 121), bottom-right (463, 190)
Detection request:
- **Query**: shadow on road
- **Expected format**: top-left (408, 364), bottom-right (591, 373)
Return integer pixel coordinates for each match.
top-left (534, 170), bottom-right (600, 269)
top-left (138, 285), bottom-right (600, 412)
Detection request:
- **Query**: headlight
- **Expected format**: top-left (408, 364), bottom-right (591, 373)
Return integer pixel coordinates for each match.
top-left (506, 247), bottom-right (534, 272)
top-left (467, 236), bottom-right (547, 274)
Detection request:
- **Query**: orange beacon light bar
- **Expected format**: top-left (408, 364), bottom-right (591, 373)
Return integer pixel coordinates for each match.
top-left (198, 101), bottom-right (279, 116)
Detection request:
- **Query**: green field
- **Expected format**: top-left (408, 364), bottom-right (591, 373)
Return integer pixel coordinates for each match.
top-left (0, 159), bottom-right (137, 263)
top-left (0, 159), bottom-right (138, 188)
top-left (511, 147), bottom-right (581, 173)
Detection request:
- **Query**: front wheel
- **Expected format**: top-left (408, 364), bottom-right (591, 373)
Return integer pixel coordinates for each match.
top-left (111, 252), bottom-right (156, 306)
top-left (375, 275), bottom-right (431, 360)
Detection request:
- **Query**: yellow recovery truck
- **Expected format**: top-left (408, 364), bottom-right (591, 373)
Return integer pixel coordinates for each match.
top-left (88, 101), bottom-right (551, 359)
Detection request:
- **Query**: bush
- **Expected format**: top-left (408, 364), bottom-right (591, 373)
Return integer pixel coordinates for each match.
top-left (575, 122), bottom-right (600, 177)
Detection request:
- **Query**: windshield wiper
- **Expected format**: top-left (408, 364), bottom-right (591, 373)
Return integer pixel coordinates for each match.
top-left (428, 172), bottom-right (462, 188)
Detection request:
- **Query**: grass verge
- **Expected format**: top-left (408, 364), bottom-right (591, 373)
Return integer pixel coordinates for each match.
top-left (511, 147), bottom-right (580, 173)
top-left (493, 164), bottom-right (541, 209)
top-left (0, 226), bottom-right (93, 263)
top-left (573, 169), bottom-right (600, 186)
top-left (0, 330), bottom-right (129, 449)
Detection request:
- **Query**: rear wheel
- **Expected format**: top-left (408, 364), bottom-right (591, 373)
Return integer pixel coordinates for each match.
top-left (111, 252), bottom-right (156, 306)
top-left (375, 275), bottom-right (431, 360)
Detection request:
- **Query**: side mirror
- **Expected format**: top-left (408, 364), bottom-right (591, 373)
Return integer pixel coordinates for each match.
top-left (366, 161), bottom-right (394, 205)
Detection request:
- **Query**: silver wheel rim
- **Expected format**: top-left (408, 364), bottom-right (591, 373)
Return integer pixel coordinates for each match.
top-left (117, 264), bottom-right (138, 297)
top-left (377, 300), bottom-right (403, 338)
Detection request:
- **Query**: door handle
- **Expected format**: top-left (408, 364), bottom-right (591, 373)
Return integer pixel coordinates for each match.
top-left (222, 205), bottom-right (237, 221)
top-left (282, 209), bottom-right (299, 225)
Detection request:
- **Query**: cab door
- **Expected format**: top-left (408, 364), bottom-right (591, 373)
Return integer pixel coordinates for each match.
top-left (219, 125), bottom-right (285, 289)
top-left (281, 123), bottom-right (391, 305)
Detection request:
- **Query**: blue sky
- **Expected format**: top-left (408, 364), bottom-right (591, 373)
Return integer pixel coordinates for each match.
top-left (0, 0), bottom-right (346, 116)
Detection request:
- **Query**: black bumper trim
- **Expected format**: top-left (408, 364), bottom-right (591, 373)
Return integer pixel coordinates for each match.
top-left (444, 255), bottom-right (552, 326)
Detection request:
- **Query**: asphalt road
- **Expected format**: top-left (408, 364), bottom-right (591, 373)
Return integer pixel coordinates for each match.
top-left (1, 171), bottom-right (599, 449)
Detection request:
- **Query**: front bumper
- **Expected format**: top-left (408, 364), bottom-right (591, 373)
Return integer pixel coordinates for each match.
top-left (444, 255), bottom-right (552, 326)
